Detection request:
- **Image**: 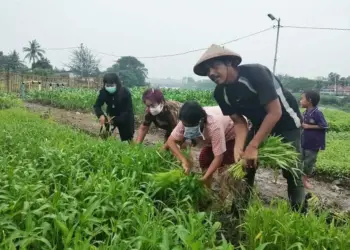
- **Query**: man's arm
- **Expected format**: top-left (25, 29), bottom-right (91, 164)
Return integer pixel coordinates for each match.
top-left (230, 114), bottom-right (249, 154)
top-left (214, 86), bottom-right (249, 162)
top-left (247, 65), bottom-right (283, 148)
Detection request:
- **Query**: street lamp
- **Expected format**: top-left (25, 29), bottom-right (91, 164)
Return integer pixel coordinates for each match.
top-left (267, 13), bottom-right (281, 74)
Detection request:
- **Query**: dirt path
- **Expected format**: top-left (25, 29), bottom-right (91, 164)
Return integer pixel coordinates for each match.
top-left (24, 102), bottom-right (350, 211)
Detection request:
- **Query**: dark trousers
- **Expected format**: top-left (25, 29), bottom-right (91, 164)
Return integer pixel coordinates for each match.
top-left (232, 128), bottom-right (306, 215)
top-left (302, 149), bottom-right (318, 176)
top-left (112, 121), bottom-right (135, 142)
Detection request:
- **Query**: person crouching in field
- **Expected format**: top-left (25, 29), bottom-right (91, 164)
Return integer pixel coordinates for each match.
top-left (300, 90), bottom-right (328, 189)
top-left (166, 101), bottom-right (245, 189)
top-left (93, 73), bottom-right (135, 142)
top-left (136, 88), bottom-right (182, 149)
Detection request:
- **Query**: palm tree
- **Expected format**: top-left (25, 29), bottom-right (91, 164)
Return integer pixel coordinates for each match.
top-left (23, 39), bottom-right (45, 65)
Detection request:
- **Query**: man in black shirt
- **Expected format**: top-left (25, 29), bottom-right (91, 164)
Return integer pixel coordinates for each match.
top-left (193, 44), bottom-right (306, 214)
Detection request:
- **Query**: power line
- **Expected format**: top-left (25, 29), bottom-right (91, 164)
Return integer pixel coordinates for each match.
top-left (282, 25), bottom-right (350, 31)
top-left (221, 27), bottom-right (274, 45)
top-left (92, 26), bottom-right (274, 59)
top-left (44, 46), bottom-right (79, 51)
top-left (40, 24), bottom-right (350, 60)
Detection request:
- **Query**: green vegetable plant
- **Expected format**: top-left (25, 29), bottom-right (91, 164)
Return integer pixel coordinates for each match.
top-left (0, 108), bottom-right (232, 249)
top-left (1, 106), bottom-right (350, 249)
top-left (229, 136), bottom-right (302, 183)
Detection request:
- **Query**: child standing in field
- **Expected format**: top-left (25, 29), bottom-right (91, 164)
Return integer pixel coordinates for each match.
top-left (300, 90), bottom-right (328, 189)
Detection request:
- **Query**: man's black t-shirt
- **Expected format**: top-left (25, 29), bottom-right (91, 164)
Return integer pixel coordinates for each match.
top-left (214, 63), bottom-right (302, 134)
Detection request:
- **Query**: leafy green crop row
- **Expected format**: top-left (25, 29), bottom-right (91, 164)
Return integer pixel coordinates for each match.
top-left (27, 88), bottom-right (350, 133)
top-left (318, 132), bottom-right (350, 178)
top-left (321, 109), bottom-right (350, 132)
top-left (1, 108), bottom-right (350, 249)
top-left (25, 88), bottom-right (350, 178)
top-left (27, 87), bottom-right (216, 116)
top-left (242, 199), bottom-right (350, 250)
top-left (0, 108), bottom-right (226, 249)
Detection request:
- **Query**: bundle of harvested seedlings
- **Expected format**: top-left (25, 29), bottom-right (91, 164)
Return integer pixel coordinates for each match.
top-left (148, 168), bottom-right (211, 209)
top-left (151, 169), bottom-right (185, 188)
top-left (229, 136), bottom-right (302, 182)
top-left (99, 115), bottom-right (115, 140)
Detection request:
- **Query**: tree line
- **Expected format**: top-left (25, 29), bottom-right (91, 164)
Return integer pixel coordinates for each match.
top-left (1, 39), bottom-right (349, 91)
top-left (277, 73), bottom-right (350, 93)
top-left (0, 40), bottom-right (148, 88)
top-left (180, 74), bottom-right (350, 92)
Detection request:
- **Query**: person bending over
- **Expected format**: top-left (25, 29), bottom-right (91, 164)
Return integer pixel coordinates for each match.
top-left (93, 73), bottom-right (135, 142)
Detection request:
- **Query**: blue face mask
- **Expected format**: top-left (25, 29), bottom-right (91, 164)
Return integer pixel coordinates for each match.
top-left (105, 86), bottom-right (117, 94)
top-left (184, 125), bottom-right (204, 140)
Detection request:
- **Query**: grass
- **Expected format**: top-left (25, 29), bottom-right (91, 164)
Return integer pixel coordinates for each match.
top-left (0, 93), bottom-right (23, 109)
top-left (1, 108), bottom-right (350, 249)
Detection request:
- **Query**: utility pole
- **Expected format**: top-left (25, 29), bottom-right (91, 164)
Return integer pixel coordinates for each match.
top-left (268, 14), bottom-right (281, 74)
top-left (80, 43), bottom-right (84, 78)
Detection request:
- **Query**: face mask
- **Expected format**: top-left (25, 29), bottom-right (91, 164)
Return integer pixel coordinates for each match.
top-left (184, 124), bottom-right (204, 140)
top-left (105, 86), bottom-right (117, 94)
top-left (149, 103), bottom-right (164, 116)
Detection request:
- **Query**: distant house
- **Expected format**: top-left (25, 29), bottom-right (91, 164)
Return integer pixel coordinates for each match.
top-left (321, 85), bottom-right (350, 96)
top-left (53, 71), bottom-right (77, 79)
top-left (149, 78), bottom-right (183, 88)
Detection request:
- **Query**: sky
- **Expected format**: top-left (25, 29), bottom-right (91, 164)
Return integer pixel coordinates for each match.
top-left (1, 0), bottom-right (350, 80)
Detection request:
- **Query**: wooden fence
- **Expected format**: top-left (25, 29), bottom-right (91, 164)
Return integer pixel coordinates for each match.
top-left (0, 72), bottom-right (103, 94)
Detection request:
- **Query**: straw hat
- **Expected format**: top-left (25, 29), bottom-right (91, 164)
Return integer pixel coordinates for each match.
top-left (193, 44), bottom-right (242, 76)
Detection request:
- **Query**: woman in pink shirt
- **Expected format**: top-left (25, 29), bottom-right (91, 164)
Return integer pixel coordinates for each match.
top-left (167, 101), bottom-right (246, 187)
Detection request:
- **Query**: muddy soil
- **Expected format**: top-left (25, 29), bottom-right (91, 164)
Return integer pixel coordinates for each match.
top-left (24, 102), bottom-right (350, 211)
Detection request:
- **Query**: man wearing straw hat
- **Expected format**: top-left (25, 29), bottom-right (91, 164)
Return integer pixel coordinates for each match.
top-left (193, 44), bottom-right (306, 215)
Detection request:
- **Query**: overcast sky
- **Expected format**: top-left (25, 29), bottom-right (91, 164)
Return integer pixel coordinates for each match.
top-left (1, 0), bottom-right (350, 79)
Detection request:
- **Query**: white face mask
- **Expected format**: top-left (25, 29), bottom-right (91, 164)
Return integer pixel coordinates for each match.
top-left (149, 103), bottom-right (164, 116)
top-left (184, 125), bottom-right (205, 148)
top-left (184, 125), bottom-right (203, 140)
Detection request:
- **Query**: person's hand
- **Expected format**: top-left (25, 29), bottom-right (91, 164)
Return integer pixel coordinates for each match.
top-left (302, 123), bottom-right (311, 129)
top-left (99, 115), bottom-right (105, 126)
top-left (242, 144), bottom-right (258, 168)
top-left (161, 142), bottom-right (170, 151)
top-left (201, 176), bottom-right (211, 188)
top-left (182, 159), bottom-right (191, 175)
top-left (234, 146), bottom-right (243, 163)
